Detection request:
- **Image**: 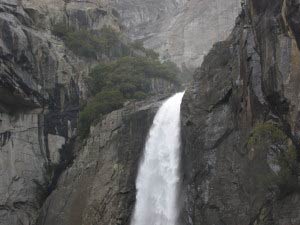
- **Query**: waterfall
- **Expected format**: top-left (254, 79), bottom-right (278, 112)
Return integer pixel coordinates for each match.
top-left (131, 92), bottom-right (185, 225)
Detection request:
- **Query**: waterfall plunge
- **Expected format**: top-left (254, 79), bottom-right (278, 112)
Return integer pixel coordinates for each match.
top-left (131, 92), bottom-right (185, 225)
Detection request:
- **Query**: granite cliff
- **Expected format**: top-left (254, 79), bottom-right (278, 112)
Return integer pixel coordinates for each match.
top-left (0, 0), bottom-right (100, 223)
top-left (181, 0), bottom-right (300, 224)
top-left (112, 0), bottom-right (241, 69)
top-left (37, 95), bottom-right (165, 225)
top-left (0, 1), bottom-right (177, 224)
top-left (2, 0), bottom-right (300, 225)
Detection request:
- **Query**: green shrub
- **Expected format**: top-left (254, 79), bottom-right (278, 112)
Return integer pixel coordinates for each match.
top-left (52, 23), bottom-right (120, 58)
top-left (66, 30), bottom-right (98, 58)
top-left (52, 22), bottom-right (70, 38)
top-left (79, 56), bottom-right (181, 138)
top-left (99, 26), bottom-right (120, 54)
top-left (247, 122), bottom-right (287, 146)
top-left (52, 23), bottom-right (160, 60)
top-left (87, 56), bottom-right (180, 96)
top-left (133, 91), bottom-right (147, 100)
top-left (248, 122), bottom-right (299, 196)
top-left (130, 40), bottom-right (159, 60)
top-left (276, 145), bottom-right (299, 196)
top-left (79, 90), bottom-right (124, 139)
top-left (52, 23), bottom-right (183, 138)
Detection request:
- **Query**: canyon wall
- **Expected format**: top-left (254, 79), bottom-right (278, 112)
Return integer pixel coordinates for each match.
top-left (37, 96), bottom-right (165, 225)
top-left (181, 0), bottom-right (300, 224)
top-left (112, 0), bottom-right (241, 69)
top-left (0, 1), bottom-right (178, 224)
top-left (0, 0), bottom-right (119, 224)
top-left (4, 0), bottom-right (300, 224)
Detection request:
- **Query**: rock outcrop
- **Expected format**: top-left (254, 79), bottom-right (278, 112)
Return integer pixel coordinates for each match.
top-left (36, 95), bottom-right (164, 225)
top-left (181, 0), bottom-right (300, 224)
top-left (112, 0), bottom-right (241, 69)
top-left (22, 0), bottom-right (119, 32)
top-left (0, 2), bottom-right (180, 224)
top-left (0, 0), bottom-right (119, 224)
top-left (3, 0), bottom-right (300, 224)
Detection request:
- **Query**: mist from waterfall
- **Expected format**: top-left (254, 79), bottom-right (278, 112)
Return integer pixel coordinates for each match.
top-left (131, 92), bottom-right (185, 225)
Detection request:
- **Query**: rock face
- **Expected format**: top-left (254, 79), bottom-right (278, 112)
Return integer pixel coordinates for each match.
top-left (0, 2), bottom-right (179, 224)
top-left (3, 0), bottom-right (300, 224)
top-left (286, 0), bottom-right (300, 49)
top-left (22, 0), bottom-right (119, 32)
top-left (36, 96), bottom-right (163, 225)
top-left (181, 0), bottom-right (300, 224)
top-left (0, 0), bottom-right (119, 224)
top-left (112, 0), bottom-right (241, 69)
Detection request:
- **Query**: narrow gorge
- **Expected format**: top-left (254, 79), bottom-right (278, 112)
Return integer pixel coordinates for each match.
top-left (1, 0), bottom-right (300, 225)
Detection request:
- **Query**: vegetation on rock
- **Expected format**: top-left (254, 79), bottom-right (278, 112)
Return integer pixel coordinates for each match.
top-left (52, 23), bottom-right (161, 60)
top-left (87, 56), bottom-right (180, 95)
top-left (52, 23), bottom-right (121, 58)
top-left (78, 56), bottom-right (181, 139)
top-left (78, 90), bottom-right (124, 138)
top-left (247, 123), bottom-right (287, 146)
top-left (130, 40), bottom-right (160, 59)
top-left (248, 122), bottom-right (299, 196)
top-left (51, 22), bottom-right (182, 139)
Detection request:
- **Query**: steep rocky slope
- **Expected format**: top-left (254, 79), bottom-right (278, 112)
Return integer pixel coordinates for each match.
top-left (22, 0), bottom-right (119, 32)
top-left (37, 95), bottom-right (165, 225)
top-left (112, 0), bottom-right (241, 69)
top-left (0, 1), bottom-right (180, 224)
top-left (0, 0), bottom-right (119, 224)
top-left (181, 0), bottom-right (300, 224)
top-left (5, 0), bottom-right (300, 224)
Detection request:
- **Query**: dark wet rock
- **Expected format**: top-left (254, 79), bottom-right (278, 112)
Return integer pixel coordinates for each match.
top-left (286, 0), bottom-right (300, 49)
top-left (181, 0), bottom-right (300, 224)
top-left (0, 2), bottom-right (178, 224)
top-left (0, 0), bottom-right (119, 224)
top-left (37, 96), bottom-right (164, 225)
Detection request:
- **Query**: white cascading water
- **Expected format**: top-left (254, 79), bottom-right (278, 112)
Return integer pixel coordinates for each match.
top-left (131, 92), bottom-right (185, 225)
